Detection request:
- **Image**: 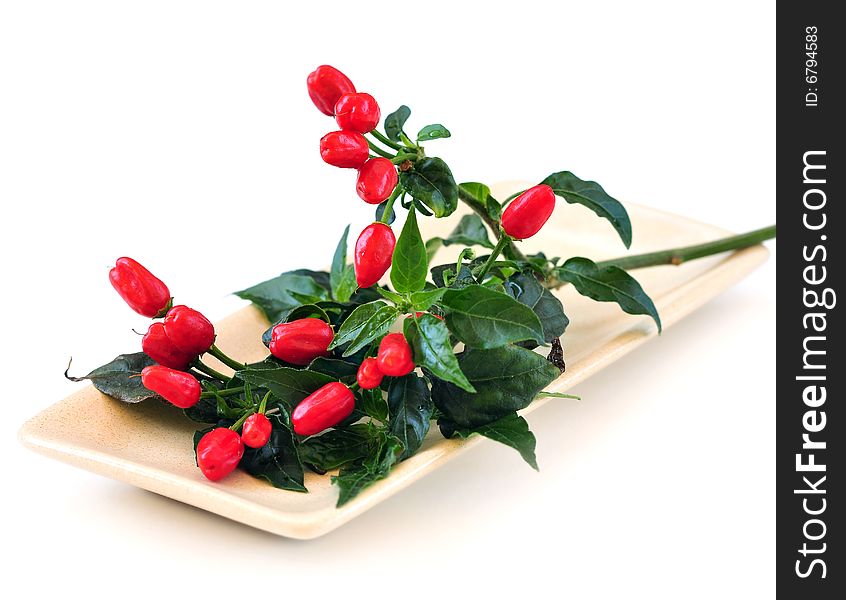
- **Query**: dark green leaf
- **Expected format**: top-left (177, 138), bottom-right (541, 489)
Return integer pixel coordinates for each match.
top-left (555, 257), bottom-right (661, 332)
top-left (430, 345), bottom-right (560, 427)
top-left (240, 415), bottom-right (306, 492)
top-left (375, 201), bottom-right (396, 225)
top-left (376, 288), bottom-right (406, 305)
top-left (399, 157), bottom-right (458, 218)
top-left (505, 272), bottom-right (569, 343)
top-left (417, 123), bottom-right (451, 141)
top-left (441, 214), bottom-right (494, 249)
top-left (65, 353), bottom-right (157, 404)
top-left (298, 423), bottom-right (379, 471)
top-left (235, 273), bottom-right (328, 323)
top-left (404, 315), bottom-right (474, 392)
top-left (330, 301), bottom-right (400, 357)
top-left (442, 413), bottom-right (538, 470)
top-left (540, 171), bottom-right (632, 248)
top-left (332, 433), bottom-right (404, 506)
top-left (385, 105), bottom-right (411, 141)
top-left (409, 287), bottom-right (447, 311)
top-left (430, 263), bottom-right (475, 289)
top-left (183, 396), bottom-right (219, 423)
top-left (307, 357), bottom-right (359, 383)
top-left (387, 373), bottom-right (434, 459)
top-left (390, 208), bottom-right (428, 293)
top-left (441, 285), bottom-right (546, 349)
top-left (237, 367), bottom-right (335, 407)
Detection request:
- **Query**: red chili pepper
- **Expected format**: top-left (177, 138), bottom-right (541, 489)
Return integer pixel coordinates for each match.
top-left (334, 92), bottom-right (380, 134)
top-left (356, 357), bottom-right (384, 390)
top-left (109, 257), bottom-right (171, 317)
top-left (377, 332), bottom-right (414, 377)
top-left (241, 413), bottom-right (272, 448)
top-left (162, 305), bottom-right (215, 355)
top-left (320, 130), bottom-right (369, 169)
top-left (196, 427), bottom-right (244, 481)
top-left (354, 222), bottom-right (396, 288)
top-left (356, 157), bottom-right (398, 204)
top-left (268, 318), bottom-right (334, 366)
top-left (306, 65), bottom-right (356, 116)
top-left (501, 184), bottom-right (556, 239)
top-left (142, 322), bottom-right (195, 369)
top-left (292, 382), bottom-right (355, 436)
top-left (140, 365), bottom-right (201, 408)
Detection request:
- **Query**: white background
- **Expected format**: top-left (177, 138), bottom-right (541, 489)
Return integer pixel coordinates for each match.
top-left (1, 1), bottom-right (775, 598)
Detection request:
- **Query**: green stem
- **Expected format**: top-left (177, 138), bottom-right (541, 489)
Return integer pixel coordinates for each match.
top-left (379, 186), bottom-right (402, 224)
top-left (367, 140), bottom-right (393, 159)
top-left (369, 130), bottom-right (405, 152)
top-left (399, 132), bottom-right (417, 149)
top-left (391, 153), bottom-right (418, 164)
top-left (229, 409), bottom-right (255, 432)
top-left (192, 361), bottom-right (232, 383)
top-left (596, 225), bottom-right (777, 270)
top-left (475, 235), bottom-right (510, 281)
top-left (457, 185), bottom-right (527, 262)
top-left (207, 344), bottom-right (246, 371)
top-left (546, 225), bottom-right (776, 288)
top-left (200, 386), bottom-right (245, 399)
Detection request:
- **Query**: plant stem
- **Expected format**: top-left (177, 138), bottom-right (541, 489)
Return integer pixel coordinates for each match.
top-left (229, 409), bottom-right (255, 432)
top-left (475, 235), bottom-right (510, 281)
top-left (367, 140), bottom-right (393, 159)
top-left (369, 130), bottom-right (405, 152)
top-left (391, 153), bottom-right (418, 164)
top-left (379, 186), bottom-right (402, 224)
top-left (457, 185), bottom-right (527, 262)
top-left (208, 344), bottom-right (246, 371)
top-left (192, 361), bottom-right (231, 383)
top-left (596, 225), bottom-right (776, 270)
top-left (200, 386), bottom-right (245, 399)
top-left (546, 224), bottom-right (776, 289)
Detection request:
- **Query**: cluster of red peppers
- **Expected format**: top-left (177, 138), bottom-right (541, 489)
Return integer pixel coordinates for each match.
top-left (109, 255), bottom-right (417, 482)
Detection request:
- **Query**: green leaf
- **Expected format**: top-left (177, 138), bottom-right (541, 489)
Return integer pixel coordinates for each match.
top-left (329, 225), bottom-right (357, 303)
top-left (332, 433), bottom-right (404, 506)
top-left (307, 357), bottom-right (359, 383)
top-left (390, 208), bottom-right (428, 293)
top-left (417, 123), bottom-right (451, 141)
top-left (237, 367), bottom-right (335, 407)
top-left (385, 105), bottom-right (411, 141)
top-left (505, 272), bottom-right (569, 343)
top-left (399, 157), bottom-right (458, 218)
top-left (235, 273), bottom-right (328, 323)
top-left (540, 171), bottom-right (632, 248)
top-left (329, 301), bottom-right (400, 357)
top-left (65, 353), bottom-right (158, 403)
top-left (430, 262), bottom-right (475, 289)
top-left (430, 345), bottom-right (560, 428)
top-left (442, 413), bottom-right (538, 470)
top-left (408, 287), bottom-right (447, 311)
top-left (361, 389), bottom-right (389, 422)
top-left (458, 182), bottom-right (502, 222)
top-left (555, 257), bottom-right (662, 332)
top-left (441, 214), bottom-right (494, 249)
top-left (329, 301), bottom-right (387, 349)
top-left (240, 415), bottom-right (307, 492)
top-left (440, 285), bottom-right (546, 349)
top-left (404, 315), bottom-right (475, 392)
top-left (299, 424), bottom-right (379, 472)
top-left (387, 373), bottom-right (434, 459)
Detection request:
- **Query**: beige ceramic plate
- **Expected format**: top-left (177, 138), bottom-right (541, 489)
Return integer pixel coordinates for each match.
top-left (19, 182), bottom-right (769, 539)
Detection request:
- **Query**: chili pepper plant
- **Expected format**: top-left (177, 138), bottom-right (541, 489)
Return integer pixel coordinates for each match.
top-left (67, 65), bottom-right (777, 507)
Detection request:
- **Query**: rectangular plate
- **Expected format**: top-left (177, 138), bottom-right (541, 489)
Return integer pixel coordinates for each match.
top-left (18, 182), bottom-right (769, 539)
